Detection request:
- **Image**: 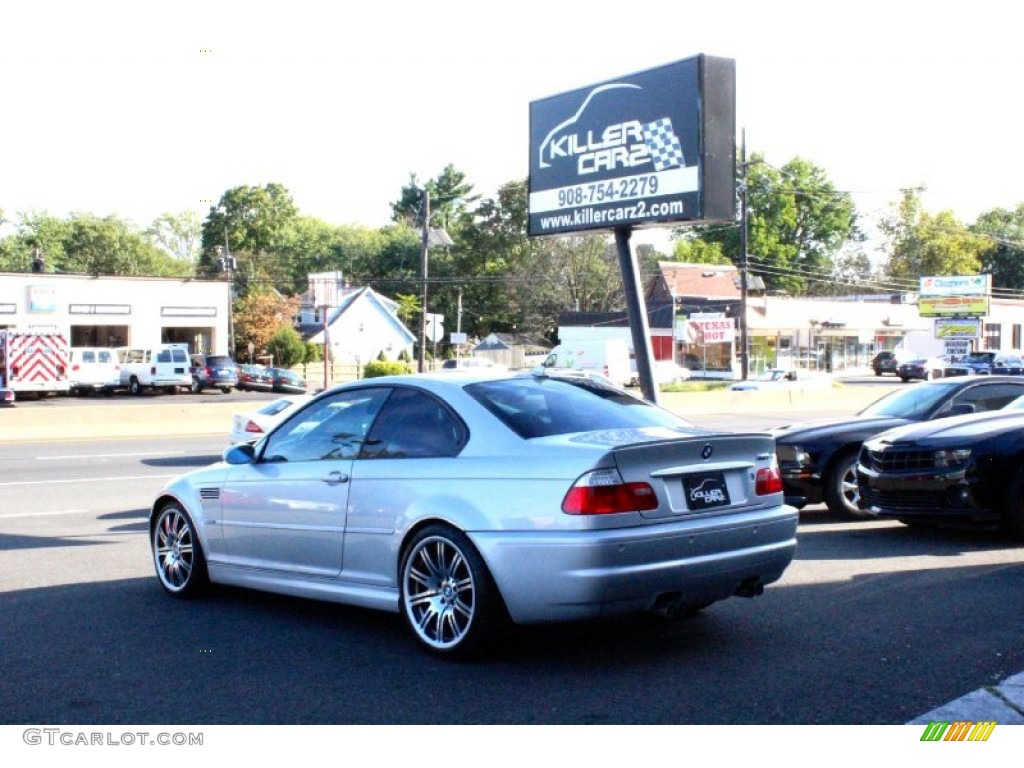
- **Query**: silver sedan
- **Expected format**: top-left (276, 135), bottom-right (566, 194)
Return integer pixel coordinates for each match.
top-left (150, 370), bottom-right (798, 658)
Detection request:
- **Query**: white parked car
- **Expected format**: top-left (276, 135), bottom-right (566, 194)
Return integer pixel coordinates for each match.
top-left (629, 360), bottom-right (692, 387)
top-left (68, 347), bottom-right (121, 394)
top-left (729, 368), bottom-right (829, 391)
top-left (230, 395), bottom-right (313, 444)
top-left (440, 357), bottom-right (506, 371)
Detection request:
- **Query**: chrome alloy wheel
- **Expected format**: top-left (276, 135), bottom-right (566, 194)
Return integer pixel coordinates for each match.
top-left (153, 505), bottom-right (204, 594)
top-left (402, 534), bottom-right (477, 651)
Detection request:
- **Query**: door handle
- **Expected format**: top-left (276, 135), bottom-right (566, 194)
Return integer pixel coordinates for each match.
top-left (322, 471), bottom-right (349, 485)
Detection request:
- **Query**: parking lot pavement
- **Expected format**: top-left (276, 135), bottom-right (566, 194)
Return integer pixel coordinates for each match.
top-left (907, 671), bottom-right (1024, 725)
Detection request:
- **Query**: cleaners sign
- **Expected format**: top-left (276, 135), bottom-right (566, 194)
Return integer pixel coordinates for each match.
top-left (528, 55), bottom-right (736, 237)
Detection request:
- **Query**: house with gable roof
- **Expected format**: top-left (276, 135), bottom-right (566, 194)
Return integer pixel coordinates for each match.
top-left (296, 272), bottom-right (416, 364)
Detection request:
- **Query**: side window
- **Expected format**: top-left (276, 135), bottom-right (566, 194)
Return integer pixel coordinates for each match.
top-left (360, 388), bottom-right (466, 459)
top-left (949, 383), bottom-right (1024, 414)
top-left (261, 388), bottom-right (389, 463)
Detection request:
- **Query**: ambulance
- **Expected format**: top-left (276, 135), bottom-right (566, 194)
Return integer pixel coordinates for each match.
top-left (0, 330), bottom-right (72, 396)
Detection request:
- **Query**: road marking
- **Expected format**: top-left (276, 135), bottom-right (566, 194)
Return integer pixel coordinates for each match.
top-left (36, 451), bottom-right (187, 460)
top-left (0, 509), bottom-right (92, 519)
top-left (0, 474), bottom-right (176, 487)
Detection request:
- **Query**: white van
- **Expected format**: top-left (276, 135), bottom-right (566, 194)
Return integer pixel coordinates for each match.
top-left (69, 347), bottom-right (121, 394)
top-left (541, 340), bottom-right (632, 387)
top-left (119, 343), bottom-right (192, 394)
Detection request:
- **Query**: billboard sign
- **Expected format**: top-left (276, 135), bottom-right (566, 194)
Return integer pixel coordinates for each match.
top-left (528, 55), bottom-right (736, 237)
top-left (919, 296), bottom-right (989, 317)
top-left (934, 318), bottom-right (981, 339)
top-left (690, 318), bottom-right (735, 344)
top-left (919, 275), bottom-right (991, 297)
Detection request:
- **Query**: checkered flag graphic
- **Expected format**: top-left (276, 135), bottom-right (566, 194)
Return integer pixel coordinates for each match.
top-left (643, 117), bottom-right (685, 171)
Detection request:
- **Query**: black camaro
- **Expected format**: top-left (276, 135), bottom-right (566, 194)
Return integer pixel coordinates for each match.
top-left (857, 401), bottom-right (1024, 538)
top-left (774, 376), bottom-right (1024, 517)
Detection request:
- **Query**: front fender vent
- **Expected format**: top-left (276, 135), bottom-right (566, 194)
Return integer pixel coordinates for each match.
top-left (199, 487), bottom-right (220, 501)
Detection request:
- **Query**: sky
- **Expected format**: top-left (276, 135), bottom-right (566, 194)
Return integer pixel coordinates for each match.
top-left (2, 0), bottom-right (1022, 258)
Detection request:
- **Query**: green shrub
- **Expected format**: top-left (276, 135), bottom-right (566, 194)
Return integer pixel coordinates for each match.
top-left (363, 360), bottom-right (412, 378)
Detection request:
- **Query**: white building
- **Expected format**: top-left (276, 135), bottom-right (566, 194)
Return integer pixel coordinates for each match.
top-left (0, 272), bottom-right (231, 353)
top-left (297, 275), bottom-right (416, 364)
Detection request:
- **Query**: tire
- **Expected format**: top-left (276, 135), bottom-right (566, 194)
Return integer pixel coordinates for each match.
top-left (400, 524), bottom-right (501, 659)
top-left (129, 377), bottom-right (143, 396)
top-left (152, 503), bottom-right (209, 597)
top-left (220, 387), bottom-right (232, 394)
top-left (1001, 470), bottom-right (1024, 540)
top-left (899, 376), bottom-right (909, 383)
top-left (824, 448), bottom-right (870, 518)
top-left (190, 378), bottom-right (202, 394)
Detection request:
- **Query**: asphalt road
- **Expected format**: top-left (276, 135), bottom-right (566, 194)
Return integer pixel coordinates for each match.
top-left (2, 433), bottom-right (1022, 725)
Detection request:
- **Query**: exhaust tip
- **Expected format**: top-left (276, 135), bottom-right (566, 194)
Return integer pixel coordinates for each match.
top-left (734, 577), bottom-right (764, 598)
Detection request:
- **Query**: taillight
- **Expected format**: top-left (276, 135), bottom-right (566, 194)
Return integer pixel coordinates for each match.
top-left (72, 364), bottom-right (81, 371)
top-left (562, 468), bottom-right (658, 515)
top-left (244, 420), bottom-right (264, 435)
top-left (755, 456), bottom-right (783, 495)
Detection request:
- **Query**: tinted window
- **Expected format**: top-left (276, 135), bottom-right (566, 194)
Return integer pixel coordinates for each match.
top-left (262, 388), bottom-right (389, 463)
top-left (360, 388), bottom-right (466, 458)
top-left (172, 349), bottom-right (188, 363)
top-left (157, 350), bottom-right (172, 363)
top-left (946, 382), bottom-right (1024, 414)
top-left (467, 376), bottom-right (693, 438)
top-left (82, 351), bottom-right (96, 363)
top-left (860, 381), bottom-right (964, 419)
top-left (98, 351), bottom-right (112, 363)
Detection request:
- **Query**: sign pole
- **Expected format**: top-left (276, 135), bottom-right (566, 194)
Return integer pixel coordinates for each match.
top-left (615, 227), bottom-right (658, 404)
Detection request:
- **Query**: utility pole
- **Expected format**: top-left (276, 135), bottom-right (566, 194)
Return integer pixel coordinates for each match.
top-left (738, 130), bottom-right (750, 381)
top-left (418, 189), bottom-right (430, 373)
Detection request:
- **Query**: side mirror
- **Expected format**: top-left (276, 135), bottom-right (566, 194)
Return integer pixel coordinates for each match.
top-left (223, 442), bottom-right (257, 465)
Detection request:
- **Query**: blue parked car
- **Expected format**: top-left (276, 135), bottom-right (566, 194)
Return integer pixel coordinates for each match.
top-left (992, 354), bottom-right (1024, 375)
top-left (944, 351), bottom-right (997, 376)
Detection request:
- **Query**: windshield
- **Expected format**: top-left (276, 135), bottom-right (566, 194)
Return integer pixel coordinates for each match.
top-left (859, 381), bottom-right (961, 419)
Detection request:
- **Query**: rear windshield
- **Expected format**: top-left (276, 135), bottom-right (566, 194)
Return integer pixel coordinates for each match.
top-left (465, 376), bottom-right (693, 438)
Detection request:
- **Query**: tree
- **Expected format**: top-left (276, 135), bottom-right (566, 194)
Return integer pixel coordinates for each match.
top-left (973, 204), bottom-right (1024, 291)
top-left (0, 212), bottom-right (188, 277)
top-left (390, 164), bottom-right (480, 234)
top-left (683, 155), bottom-right (860, 294)
top-left (668, 235), bottom-right (731, 265)
top-left (147, 211), bottom-right (202, 264)
top-left (878, 188), bottom-right (987, 281)
top-left (393, 293), bottom-right (421, 326)
top-left (233, 289), bottom-right (301, 361)
top-left (200, 183), bottom-right (299, 274)
top-left (266, 326), bottom-right (306, 368)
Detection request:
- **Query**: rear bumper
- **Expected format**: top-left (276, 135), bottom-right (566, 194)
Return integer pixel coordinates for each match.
top-left (471, 505), bottom-right (799, 624)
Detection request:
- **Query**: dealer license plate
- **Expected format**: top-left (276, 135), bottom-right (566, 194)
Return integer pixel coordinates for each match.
top-left (683, 472), bottom-right (731, 510)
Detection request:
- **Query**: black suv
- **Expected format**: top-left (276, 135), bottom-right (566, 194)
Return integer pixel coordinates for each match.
top-left (871, 351), bottom-right (899, 376)
top-left (190, 354), bottom-right (239, 394)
